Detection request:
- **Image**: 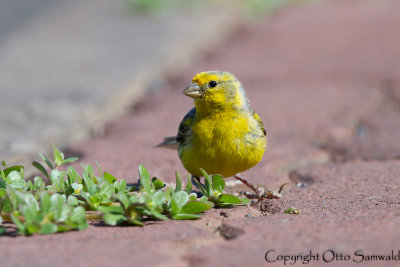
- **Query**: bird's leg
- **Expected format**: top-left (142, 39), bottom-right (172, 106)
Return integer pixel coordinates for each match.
top-left (191, 175), bottom-right (202, 190)
top-left (234, 175), bottom-right (286, 205)
top-left (191, 175), bottom-right (201, 184)
top-left (192, 175), bottom-right (200, 183)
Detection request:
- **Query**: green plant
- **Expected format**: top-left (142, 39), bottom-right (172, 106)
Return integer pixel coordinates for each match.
top-left (284, 207), bottom-right (300, 215)
top-left (0, 215), bottom-right (5, 235)
top-left (33, 145), bottom-right (78, 179)
top-left (100, 165), bottom-right (214, 226)
top-left (3, 188), bottom-right (87, 235)
top-left (0, 145), bottom-right (253, 236)
top-left (192, 169), bottom-right (250, 207)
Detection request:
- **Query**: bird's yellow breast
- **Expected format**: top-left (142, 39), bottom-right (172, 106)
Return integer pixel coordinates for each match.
top-left (179, 110), bottom-right (266, 177)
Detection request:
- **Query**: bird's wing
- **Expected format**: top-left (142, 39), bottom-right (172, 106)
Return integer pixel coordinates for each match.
top-left (252, 111), bottom-right (266, 136)
top-left (177, 107), bottom-right (196, 144)
top-left (156, 107), bottom-right (196, 149)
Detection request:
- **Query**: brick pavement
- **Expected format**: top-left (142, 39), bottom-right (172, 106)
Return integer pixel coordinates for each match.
top-left (2, 1), bottom-right (400, 266)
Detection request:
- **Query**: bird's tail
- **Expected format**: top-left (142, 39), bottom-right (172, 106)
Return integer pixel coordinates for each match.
top-left (155, 136), bottom-right (179, 149)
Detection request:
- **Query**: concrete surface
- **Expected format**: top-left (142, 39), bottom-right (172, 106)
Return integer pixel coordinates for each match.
top-left (1, 0), bottom-right (400, 266)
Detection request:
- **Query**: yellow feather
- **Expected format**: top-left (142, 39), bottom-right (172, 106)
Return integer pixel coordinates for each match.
top-left (177, 71), bottom-right (266, 178)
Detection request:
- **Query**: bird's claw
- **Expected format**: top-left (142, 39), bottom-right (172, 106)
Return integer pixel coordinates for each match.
top-left (234, 175), bottom-right (287, 205)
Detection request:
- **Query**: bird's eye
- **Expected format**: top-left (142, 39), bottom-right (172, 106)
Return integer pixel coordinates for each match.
top-left (209, 81), bottom-right (217, 88)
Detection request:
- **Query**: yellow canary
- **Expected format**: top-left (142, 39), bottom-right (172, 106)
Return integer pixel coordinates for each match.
top-left (175, 71), bottom-right (267, 178)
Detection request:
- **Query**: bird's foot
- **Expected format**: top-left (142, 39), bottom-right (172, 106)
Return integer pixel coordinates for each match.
top-left (233, 175), bottom-right (287, 205)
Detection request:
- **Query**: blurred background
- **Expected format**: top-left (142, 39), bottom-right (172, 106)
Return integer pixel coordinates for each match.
top-left (1, 0), bottom-right (398, 174)
top-left (0, 0), bottom-right (264, 167)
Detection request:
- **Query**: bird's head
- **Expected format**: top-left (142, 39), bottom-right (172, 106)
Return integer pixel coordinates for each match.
top-left (183, 71), bottom-right (249, 112)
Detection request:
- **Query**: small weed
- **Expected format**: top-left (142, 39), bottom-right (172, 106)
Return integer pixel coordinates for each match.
top-left (0, 146), bottom-right (250, 235)
top-left (192, 169), bottom-right (250, 207)
top-left (284, 207), bottom-right (300, 215)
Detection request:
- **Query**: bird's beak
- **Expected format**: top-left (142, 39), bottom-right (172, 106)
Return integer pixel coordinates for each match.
top-left (183, 82), bottom-right (202, 98)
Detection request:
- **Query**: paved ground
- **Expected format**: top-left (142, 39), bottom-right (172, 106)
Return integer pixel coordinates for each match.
top-left (2, 0), bottom-right (400, 266)
top-left (0, 0), bottom-right (237, 170)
